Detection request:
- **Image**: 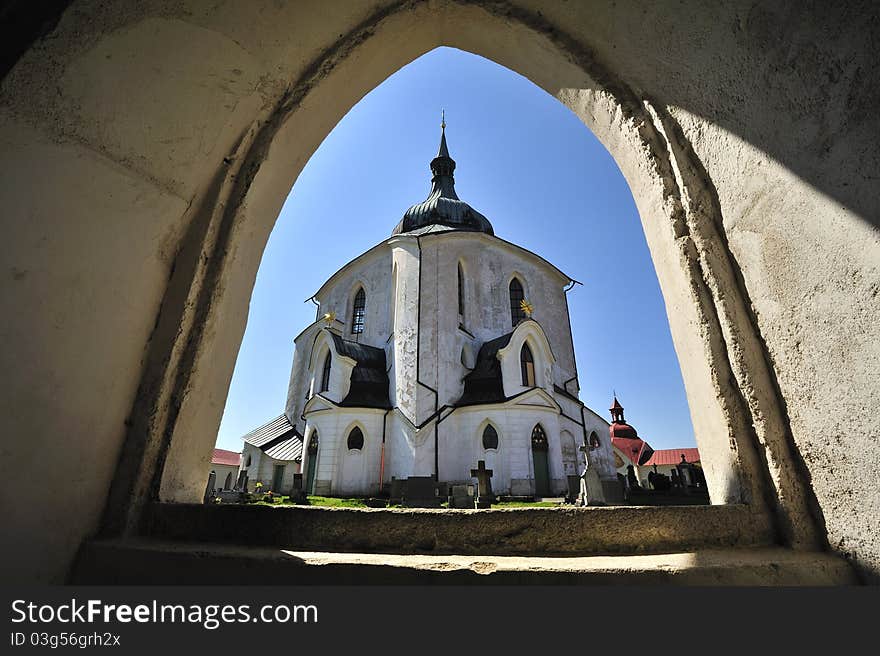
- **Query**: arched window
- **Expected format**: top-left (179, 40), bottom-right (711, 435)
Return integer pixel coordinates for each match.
top-left (347, 427), bottom-right (364, 450)
top-left (589, 431), bottom-right (601, 448)
top-left (531, 424), bottom-right (548, 451)
top-left (509, 278), bottom-right (525, 326)
top-left (457, 263), bottom-right (465, 319)
top-left (223, 472), bottom-right (233, 490)
top-left (308, 432), bottom-right (319, 454)
top-left (320, 352), bottom-right (331, 392)
top-left (482, 424), bottom-right (499, 450)
top-left (520, 343), bottom-right (535, 387)
top-left (351, 287), bottom-right (366, 334)
top-left (245, 454), bottom-right (252, 468)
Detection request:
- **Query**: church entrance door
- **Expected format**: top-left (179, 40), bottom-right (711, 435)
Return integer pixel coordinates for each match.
top-left (531, 424), bottom-right (550, 497)
top-left (306, 432), bottom-right (319, 494)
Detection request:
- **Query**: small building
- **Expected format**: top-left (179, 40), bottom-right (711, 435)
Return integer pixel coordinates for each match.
top-left (641, 448), bottom-right (701, 482)
top-left (208, 448), bottom-right (241, 493)
top-left (237, 415), bottom-right (303, 494)
top-left (608, 396), bottom-right (702, 490)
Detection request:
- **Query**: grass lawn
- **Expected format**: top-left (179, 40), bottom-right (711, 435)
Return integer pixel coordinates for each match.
top-left (490, 501), bottom-right (561, 508)
top-left (248, 496), bottom-right (562, 509)
top-left (304, 496), bottom-right (372, 508)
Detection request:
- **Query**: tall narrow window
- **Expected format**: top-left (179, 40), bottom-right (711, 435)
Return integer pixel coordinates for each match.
top-left (482, 424), bottom-right (499, 450)
top-left (521, 343), bottom-right (535, 387)
top-left (531, 424), bottom-right (548, 450)
top-left (347, 427), bottom-right (364, 450)
top-left (351, 287), bottom-right (366, 334)
top-left (509, 278), bottom-right (525, 326)
top-left (457, 263), bottom-right (465, 319)
top-left (320, 352), bottom-right (331, 392)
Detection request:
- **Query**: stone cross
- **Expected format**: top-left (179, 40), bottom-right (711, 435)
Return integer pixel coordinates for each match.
top-left (470, 460), bottom-right (495, 508)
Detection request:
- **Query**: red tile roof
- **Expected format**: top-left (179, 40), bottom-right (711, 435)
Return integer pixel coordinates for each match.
top-left (211, 448), bottom-right (241, 467)
top-left (642, 448), bottom-right (700, 467)
top-left (611, 437), bottom-right (652, 465)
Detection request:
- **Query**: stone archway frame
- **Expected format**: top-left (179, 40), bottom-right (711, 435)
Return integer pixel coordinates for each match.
top-left (102, 0), bottom-right (822, 551)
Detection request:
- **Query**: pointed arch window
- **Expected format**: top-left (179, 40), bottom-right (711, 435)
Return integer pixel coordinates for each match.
top-left (520, 343), bottom-right (535, 387)
top-left (509, 278), bottom-right (526, 326)
top-left (320, 352), bottom-right (331, 392)
top-left (351, 287), bottom-right (366, 334)
top-left (482, 424), bottom-right (499, 450)
top-left (347, 427), bottom-right (364, 451)
top-left (589, 431), bottom-right (601, 448)
top-left (531, 424), bottom-right (548, 451)
top-left (457, 263), bottom-right (465, 319)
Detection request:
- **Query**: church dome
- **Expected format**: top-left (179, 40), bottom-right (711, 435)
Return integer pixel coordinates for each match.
top-left (392, 122), bottom-right (494, 236)
top-left (609, 421), bottom-right (639, 440)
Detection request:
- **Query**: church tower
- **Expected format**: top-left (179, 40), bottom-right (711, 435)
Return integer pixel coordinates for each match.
top-left (283, 122), bottom-right (618, 500)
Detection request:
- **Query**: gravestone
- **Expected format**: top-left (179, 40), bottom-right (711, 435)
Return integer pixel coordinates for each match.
top-left (566, 475), bottom-right (581, 503)
top-left (447, 484), bottom-right (475, 509)
top-left (626, 464), bottom-right (640, 490)
top-left (203, 471), bottom-right (216, 504)
top-left (402, 476), bottom-right (441, 508)
top-left (288, 473), bottom-right (308, 504)
top-left (577, 445), bottom-right (604, 505)
top-left (470, 460), bottom-right (495, 508)
top-left (390, 477), bottom-right (406, 505)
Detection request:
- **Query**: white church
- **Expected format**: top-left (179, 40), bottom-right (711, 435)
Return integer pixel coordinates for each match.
top-left (241, 123), bottom-right (620, 501)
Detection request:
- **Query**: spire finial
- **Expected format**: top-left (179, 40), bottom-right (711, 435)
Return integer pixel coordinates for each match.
top-left (441, 109), bottom-right (445, 131)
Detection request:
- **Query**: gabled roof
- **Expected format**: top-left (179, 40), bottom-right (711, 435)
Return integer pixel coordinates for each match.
top-left (241, 414), bottom-right (303, 463)
top-left (456, 331), bottom-right (514, 406)
top-left (329, 333), bottom-right (391, 409)
top-left (211, 448), bottom-right (240, 467)
top-left (642, 448), bottom-right (701, 467)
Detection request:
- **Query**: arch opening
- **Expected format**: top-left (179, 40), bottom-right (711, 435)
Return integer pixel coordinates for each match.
top-left (109, 8), bottom-right (820, 556)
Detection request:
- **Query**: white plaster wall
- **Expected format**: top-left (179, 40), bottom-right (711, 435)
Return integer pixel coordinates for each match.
top-left (314, 244), bottom-right (394, 347)
top-left (581, 406), bottom-right (617, 481)
top-left (207, 463), bottom-right (238, 491)
top-left (300, 408), bottom-right (386, 496)
top-left (438, 404), bottom-right (567, 496)
top-left (237, 442), bottom-right (300, 493)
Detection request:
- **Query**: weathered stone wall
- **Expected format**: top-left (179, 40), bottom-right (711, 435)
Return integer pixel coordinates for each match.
top-left (0, 0), bottom-right (875, 583)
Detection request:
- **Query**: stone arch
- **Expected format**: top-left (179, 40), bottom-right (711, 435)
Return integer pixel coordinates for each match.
top-left (89, 1), bottom-right (829, 560)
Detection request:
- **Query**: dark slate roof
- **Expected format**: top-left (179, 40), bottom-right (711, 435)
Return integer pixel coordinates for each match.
top-left (456, 331), bottom-right (514, 406)
top-left (330, 333), bottom-right (392, 409)
top-left (391, 127), bottom-right (494, 236)
top-left (241, 414), bottom-right (303, 462)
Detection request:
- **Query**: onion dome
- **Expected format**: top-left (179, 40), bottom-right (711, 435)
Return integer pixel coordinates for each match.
top-left (392, 120), bottom-right (494, 236)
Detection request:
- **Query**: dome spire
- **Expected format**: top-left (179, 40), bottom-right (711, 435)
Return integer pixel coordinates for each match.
top-left (437, 109), bottom-right (449, 158)
top-left (391, 116), bottom-right (494, 236)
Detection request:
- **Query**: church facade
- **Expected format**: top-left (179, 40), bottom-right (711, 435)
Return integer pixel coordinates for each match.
top-left (283, 126), bottom-right (618, 499)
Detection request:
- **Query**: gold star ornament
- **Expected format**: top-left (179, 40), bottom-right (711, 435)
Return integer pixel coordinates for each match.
top-left (322, 311), bottom-right (336, 325)
top-left (520, 299), bottom-right (534, 317)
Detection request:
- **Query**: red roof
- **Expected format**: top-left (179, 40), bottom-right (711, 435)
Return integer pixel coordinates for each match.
top-left (211, 448), bottom-right (241, 467)
top-left (642, 448), bottom-right (700, 467)
top-left (611, 437), bottom-right (651, 465)
top-left (609, 421), bottom-right (638, 439)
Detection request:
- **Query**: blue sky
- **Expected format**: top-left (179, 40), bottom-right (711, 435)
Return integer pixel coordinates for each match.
top-left (214, 47), bottom-right (695, 453)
